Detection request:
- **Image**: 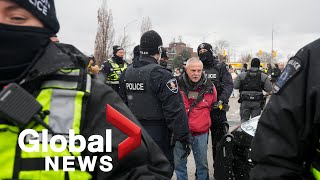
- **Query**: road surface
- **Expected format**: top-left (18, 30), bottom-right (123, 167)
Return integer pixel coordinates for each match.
top-left (172, 95), bottom-right (241, 180)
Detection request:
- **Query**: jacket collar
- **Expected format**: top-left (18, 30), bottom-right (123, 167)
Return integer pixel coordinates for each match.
top-left (21, 42), bottom-right (79, 83)
top-left (133, 56), bottom-right (158, 68)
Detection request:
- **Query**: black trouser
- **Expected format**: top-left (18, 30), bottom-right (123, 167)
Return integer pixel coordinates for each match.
top-left (210, 109), bottom-right (228, 161)
top-left (140, 121), bottom-right (174, 177)
top-left (240, 100), bottom-right (262, 122)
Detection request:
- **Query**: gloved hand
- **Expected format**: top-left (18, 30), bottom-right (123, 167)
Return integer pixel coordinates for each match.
top-left (180, 140), bottom-right (191, 159)
top-left (213, 100), bottom-right (230, 111)
top-left (213, 100), bottom-right (223, 110)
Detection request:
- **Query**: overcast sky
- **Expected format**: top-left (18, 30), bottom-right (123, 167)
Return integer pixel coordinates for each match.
top-left (55, 0), bottom-right (320, 62)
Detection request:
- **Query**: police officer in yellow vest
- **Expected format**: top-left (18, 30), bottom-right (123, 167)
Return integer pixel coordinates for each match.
top-left (250, 38), bottom-right (320, 179)
top-left (0, 0), bottom-right (173, 179)
top-left (101, 46), bottom-right (127, 93)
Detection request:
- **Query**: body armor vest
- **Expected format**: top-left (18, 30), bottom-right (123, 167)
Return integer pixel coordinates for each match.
top-left (0, 69), bottom-right (92, 180)
top-left (203, 63), bottom-right (222, 95)
top-left (125, 64), bottom-right (165, 120)
top-left (240, 70), bottom-right (263, 92)
top-left (106, 58), bottom-right (127, 84)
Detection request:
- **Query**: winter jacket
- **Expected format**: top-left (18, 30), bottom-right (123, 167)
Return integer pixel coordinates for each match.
top-left (250, 38), bottom-right (320, 179)
top-left (178, 73), bottom-right (217, 134)
top-left (0, 42), bottom-right (172, 180)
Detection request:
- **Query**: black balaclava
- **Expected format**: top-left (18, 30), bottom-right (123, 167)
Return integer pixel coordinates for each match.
top-left (112, 45), bottom-right (124, 64)
top-left (0, 0), bottom-right (59, 84)
top-left (197, 43), bottom-right (214, 66)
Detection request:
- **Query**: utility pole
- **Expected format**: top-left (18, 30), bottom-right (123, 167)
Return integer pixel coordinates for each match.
top-left (271, 24), bottom-right (274, 65)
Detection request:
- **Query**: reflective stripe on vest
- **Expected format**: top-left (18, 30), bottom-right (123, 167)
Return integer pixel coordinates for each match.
top-left (0, 69), bottom-right (92, 180)
top-left (311, 138), bottom-right (320, 179)
top-left (312, 166), bottom-right (320, 179)
top-left (42, 69), bottom-right (92, 93)
top-left (106, 59), bottom-right (127, 84)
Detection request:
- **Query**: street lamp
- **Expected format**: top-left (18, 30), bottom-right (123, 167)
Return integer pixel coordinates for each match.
top-left (123, 19), bottom-right (138, 60)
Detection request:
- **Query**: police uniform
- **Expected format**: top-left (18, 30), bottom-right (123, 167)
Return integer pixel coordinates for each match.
top-left (101, 57), bottom-right (127, 93)
top-left (250, 38), bottom-right (320, 179)
top-left (0, 2), bottom-right (172, 178)
top-left (197, 43), bottom-right (234, 164)
top-left (119, 31), bottom-right (190, 175)
top-left (119, 56), bottom-right (190, 173)
top-left (234, 64), bottom-right (273, 122)
top-left (0, 42), bottom-right (173, 180)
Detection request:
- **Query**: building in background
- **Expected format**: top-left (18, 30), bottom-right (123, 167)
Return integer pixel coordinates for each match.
top-left (164, 41), bottom-right (197, 69)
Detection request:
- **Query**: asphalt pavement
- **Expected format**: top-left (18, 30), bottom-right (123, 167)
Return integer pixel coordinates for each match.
top-left (171, 94), bottom-right (241, 180)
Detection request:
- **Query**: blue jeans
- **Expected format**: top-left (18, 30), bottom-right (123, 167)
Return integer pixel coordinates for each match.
top-left (174, 133), bottom-right (209, 180)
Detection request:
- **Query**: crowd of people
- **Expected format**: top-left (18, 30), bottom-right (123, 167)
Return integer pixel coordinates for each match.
top-left (1, 0), bottom-right (320, 180)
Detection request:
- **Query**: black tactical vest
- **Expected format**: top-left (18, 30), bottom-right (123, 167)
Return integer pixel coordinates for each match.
top-left (240, 70), bottom-right (263, 92)
top-left (124, 64), bottom-right (165, 120)
top-left (203, 63), bottom-right (222, 94)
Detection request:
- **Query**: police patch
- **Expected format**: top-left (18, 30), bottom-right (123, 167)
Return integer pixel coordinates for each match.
top-left (166, 78), bottom-right (178, 93)
top-left (273, 58), bottom-right (302, 94)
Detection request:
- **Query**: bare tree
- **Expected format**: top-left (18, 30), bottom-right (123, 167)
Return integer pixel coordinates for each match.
top-left (213, 40), bottom-right (230, 61)
top-left (116, 34), bottom-right (135, 63)
top-left (140, 17), bottom-right (152, 35)
top-left (239, 53), bottom-right (252, 64)
top-left (255, 51), bottom-right (273, 64)
top-left (94, 0), bottom-right (114, 65)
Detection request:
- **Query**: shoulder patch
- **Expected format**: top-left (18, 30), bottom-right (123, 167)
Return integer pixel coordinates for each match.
top-left (273, 58), bottom-right (302, 94)
top-left (166, 78), bottom-right (179, 93)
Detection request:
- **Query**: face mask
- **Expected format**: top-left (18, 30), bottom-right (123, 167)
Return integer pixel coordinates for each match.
top-left (0, 23), bottom-right (52, 82)
top-left (199, 51), bottom-right (214, 65)
top-left (114, 55), bottom-right (124, 64)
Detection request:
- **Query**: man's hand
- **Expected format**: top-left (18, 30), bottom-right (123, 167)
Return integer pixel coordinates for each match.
top-left (180, 140), bottom-right (191, 159)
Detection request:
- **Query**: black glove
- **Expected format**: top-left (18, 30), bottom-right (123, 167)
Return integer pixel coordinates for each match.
top-left (213, 100), bottom-right (223, 110)
top-left (180, 140), bottom-right (191, 159)
top-left (177, 133), bottom-right (191, 158)
top-left (213, 100), bottom-right (230, 111)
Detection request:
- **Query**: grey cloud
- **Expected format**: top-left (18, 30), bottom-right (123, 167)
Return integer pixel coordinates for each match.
top-left (55, 0), bottom-right (320, 59)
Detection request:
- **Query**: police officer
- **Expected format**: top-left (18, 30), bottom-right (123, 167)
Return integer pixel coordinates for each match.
top-left (271, 63), bottom-right (281, 84)
top-left (132, 45), bottom-right (140, 63)
top-left (101, 45), bottom-right (127, 93)
top-left (0, 1), bottom-right (172, 179)
top-left (250, 38), bottom-right (320, 179)
top-left (119, 30), bottom-right (191, 176)
top-left (160, 47), bottom-right (172, 72)
top-left (234, 58), bottom-right (272, 122)
top-left (241, 63), bottom-right (248, 73)
top-left (197, 43), bottom-right (233, 164)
